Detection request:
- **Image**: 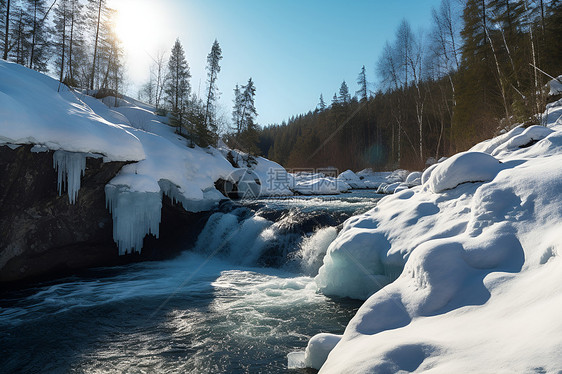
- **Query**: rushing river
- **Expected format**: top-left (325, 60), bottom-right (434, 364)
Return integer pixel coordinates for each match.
top-left (0, 191), bottom-right (381, 373)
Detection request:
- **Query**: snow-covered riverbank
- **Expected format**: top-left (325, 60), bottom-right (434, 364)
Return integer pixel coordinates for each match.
top-left (296, 83), bottom-right (562, 372)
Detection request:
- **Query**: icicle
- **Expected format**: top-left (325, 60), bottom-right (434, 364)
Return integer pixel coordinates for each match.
top-left (52, 150), bottom-right (87, 204)
top-left (105, 184), bottom-right (162, 255)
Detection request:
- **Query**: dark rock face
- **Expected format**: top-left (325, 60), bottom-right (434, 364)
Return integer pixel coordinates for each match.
top-left (0, 145), bottom-right (211, 284)
top-left (0, 145), bottom-right (126, 283)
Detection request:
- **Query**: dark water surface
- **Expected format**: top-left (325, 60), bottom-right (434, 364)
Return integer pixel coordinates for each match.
top-left (1, 191), bottom-right (380, 373)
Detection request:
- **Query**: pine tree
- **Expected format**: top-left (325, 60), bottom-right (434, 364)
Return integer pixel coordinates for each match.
top-left (331, 92), bottom-right (339, 107)
top-left (454, 0), bottom-right (499, 149)
top-left (356, 65), bottom-right (368, 102)
top-left (165, 38), bottom-right (191, 134)
top-left (338, 80), bottom-right (351, 104)
top-left (317, 93), bottom-right (326, 111)
top-left (201, 39), bottom-right (222, 146)
top-left (237, 78), bottom-right (259, 154)
top-left (232, 84), bottom-right (242, 135)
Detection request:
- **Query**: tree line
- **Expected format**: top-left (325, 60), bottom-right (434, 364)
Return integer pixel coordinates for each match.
top-left (259, 0), bottom-right (561, 171)
top-left (1, 0), bottom-right (123, 92)
top-left (138, 38), bottom-right (259, 150)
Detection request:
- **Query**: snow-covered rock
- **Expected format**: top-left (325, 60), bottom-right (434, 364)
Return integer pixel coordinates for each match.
top-left (491, 125), bottom-right (554, 156)
top-left (303, 333), bottom-right (342, 370)
top-left (337, 169), bottom-right (366, 189)
top-left (404, 171), bottom-right (422, 186)
top-left (357, 168), bottom-right (408, 190)
top-left (420, 162), bottom-right (438, 184)
top-left (427, 151), bottom-right (502, 193)
top-left (220, 148), bottom-right (294, 197)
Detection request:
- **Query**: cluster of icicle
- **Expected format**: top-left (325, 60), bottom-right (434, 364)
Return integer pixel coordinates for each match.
top-left (105, 184), bottom-right (162, 255)
top-left (53, 150), bottom-right (86, 204)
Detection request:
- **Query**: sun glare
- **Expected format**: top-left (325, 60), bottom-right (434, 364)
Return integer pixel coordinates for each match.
top-left (108, 0), bottom-right (172, 82)
top-left (112, 0), bottom-right (156, 49)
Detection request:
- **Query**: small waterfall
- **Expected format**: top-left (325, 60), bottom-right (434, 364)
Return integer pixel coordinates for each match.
top-left (294, 227), bottom-right (338, 276)
top-left (191, 201), bottom-right (356, 273)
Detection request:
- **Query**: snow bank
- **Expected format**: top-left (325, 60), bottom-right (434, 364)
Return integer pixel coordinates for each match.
top-left (306, 98), bottom-right (562, 372)
top-left (0, 60), bottom-right (143, 161)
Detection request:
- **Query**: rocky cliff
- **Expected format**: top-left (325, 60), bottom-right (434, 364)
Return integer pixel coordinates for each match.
top-left (0, 145), bottom-right (208, 284)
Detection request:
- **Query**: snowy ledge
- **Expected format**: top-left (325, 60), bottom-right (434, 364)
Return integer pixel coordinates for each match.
top-left (0, 61), bottom-right (144, 162)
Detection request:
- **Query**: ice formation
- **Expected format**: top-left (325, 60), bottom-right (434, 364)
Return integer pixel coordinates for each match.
top-left (52, 150), bottom-right (87, 204)
top-left (105, 183), bottom-right (162, 255)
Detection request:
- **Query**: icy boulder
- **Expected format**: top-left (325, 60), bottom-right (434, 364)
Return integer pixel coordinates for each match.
top-left (337, 170), bottom-right (366, 189)
top-left (427, 151), bottom-right (502, 193)
top-left (316, 225), bottom-right (394, 300)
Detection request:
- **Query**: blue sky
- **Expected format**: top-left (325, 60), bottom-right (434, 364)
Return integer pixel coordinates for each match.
top-left (112, 0), bottom-right (444, 126)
